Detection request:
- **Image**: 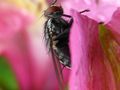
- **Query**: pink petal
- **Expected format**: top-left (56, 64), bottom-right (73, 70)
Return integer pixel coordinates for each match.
top-left (2, 29), bottom-right (52, 90)
top-left (107, 7), bottom-right (120, 43)
top-left (0, 3), bottom-right (33, 39)
top-left (0, 3), bottom-right (51, 90)
top-left (69, 10), bottom-right (116, 90)
top-left (61, 0), bottom-right (120, 23)
top-left (26, 22), bottom-right (53, 89)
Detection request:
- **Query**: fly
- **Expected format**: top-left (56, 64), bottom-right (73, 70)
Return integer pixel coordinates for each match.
top-left (44, 1), bottom-right (73, 69)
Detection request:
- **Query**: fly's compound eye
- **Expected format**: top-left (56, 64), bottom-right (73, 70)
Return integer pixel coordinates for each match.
top-left (52, 11), bottom-right (63, 18)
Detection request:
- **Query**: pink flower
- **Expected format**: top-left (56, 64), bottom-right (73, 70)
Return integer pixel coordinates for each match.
top-left (1, 0), bottom-right (120, 90)
top-left (69, 10), bottom-right (118, 90)
top-left (54, 0), bottom-right (120, 90)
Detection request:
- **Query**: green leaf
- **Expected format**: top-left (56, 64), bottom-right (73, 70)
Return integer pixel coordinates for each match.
top-left (0, 56), bottom-right (19, 90)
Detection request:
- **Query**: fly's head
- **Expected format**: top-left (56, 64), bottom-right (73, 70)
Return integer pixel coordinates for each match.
top-left (44, 6), bottom-right (63, 18)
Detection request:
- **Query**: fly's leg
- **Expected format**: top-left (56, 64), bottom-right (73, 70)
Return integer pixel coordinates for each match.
top-left (62, 14), bottom-right (73, 27)
top-left (79, 9), bottom-right (90, 13)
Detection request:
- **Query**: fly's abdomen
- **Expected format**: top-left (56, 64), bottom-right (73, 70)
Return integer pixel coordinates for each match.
top-left (53, 44), bottom-right (71, 68)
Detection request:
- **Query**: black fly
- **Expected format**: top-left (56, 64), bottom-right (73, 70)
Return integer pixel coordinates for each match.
top-left (43, 0), bottom-right (89, 69)
top-left (43, 1), bottom-right (73, 89)
top-left (44, 0), bottom-right (73, 69)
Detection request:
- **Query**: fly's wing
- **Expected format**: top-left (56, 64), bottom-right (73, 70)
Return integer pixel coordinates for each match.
top-left (50, 44), bottom-right (64, 90)
top-left (44, 20), bottom-right (64, 90)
